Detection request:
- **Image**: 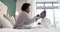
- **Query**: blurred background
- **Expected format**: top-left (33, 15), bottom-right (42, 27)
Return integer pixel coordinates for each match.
top-left (0, 0), bottom-right (60, 28)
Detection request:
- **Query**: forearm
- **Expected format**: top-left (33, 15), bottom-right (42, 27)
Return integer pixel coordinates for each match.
top-left (32, 16), bottom-right (41, 21)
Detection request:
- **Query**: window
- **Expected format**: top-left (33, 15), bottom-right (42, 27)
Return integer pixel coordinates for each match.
top-left (36, 2), bottom-right (59, 28)
top-left (37, 3), bottom-right (44, 7)
top-left (53, 3), bottom-right (59, 7)
top-left (45, 3), bottom-right (52, 7)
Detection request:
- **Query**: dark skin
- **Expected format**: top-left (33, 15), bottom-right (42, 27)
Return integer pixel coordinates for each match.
top-left (38, 12), bottom-right (46, 25)
top-left (25, 7), bottom-right (30, 13)
top-left (40, 13), bottom-right (46, 19)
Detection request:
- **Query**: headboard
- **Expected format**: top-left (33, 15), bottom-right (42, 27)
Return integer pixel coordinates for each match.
top-left (0, 1), bottom-right (7, 15)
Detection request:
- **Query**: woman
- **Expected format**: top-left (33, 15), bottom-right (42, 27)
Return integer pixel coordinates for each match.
top-left (14, 3), bottom-right (40, 29)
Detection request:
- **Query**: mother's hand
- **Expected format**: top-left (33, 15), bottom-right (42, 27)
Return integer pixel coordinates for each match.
top-left (35, 15), bottom-right (41, 21)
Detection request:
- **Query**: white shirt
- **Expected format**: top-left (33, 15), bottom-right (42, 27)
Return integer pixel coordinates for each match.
top-left (41, 18), bottom-right (51, 28)
top-left (14, 11), bottom-right (36, 29)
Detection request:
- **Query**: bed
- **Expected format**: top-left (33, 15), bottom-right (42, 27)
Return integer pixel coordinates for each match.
top-left (0, 28), bottom-right (60, 32)
top-left (0, 1), bottom-right (60, 32)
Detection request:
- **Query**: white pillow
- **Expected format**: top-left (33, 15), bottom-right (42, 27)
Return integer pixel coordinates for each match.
top-left (3, 15), bottom-right (15, 26)
top-left (0, 14), bottom-right (13, 28)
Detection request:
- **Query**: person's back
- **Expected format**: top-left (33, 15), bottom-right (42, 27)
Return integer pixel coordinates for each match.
top-left (14, 12), bottom-right (24, 29)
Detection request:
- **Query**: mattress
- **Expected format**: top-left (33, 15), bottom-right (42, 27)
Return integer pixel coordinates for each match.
top-left (0, 28), bottom-right (60, 32)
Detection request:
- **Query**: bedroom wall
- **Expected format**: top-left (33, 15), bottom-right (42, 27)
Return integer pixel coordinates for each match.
top-left (0, 0), bottom-right (16, 17)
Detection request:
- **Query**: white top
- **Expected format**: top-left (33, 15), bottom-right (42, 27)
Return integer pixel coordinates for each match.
top-left (41, 18), bottom-right (51, 28)
top-left (14, 11), bottom-right (36, 29)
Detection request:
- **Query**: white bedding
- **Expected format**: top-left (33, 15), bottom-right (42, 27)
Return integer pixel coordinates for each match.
top-left (0, 28), bottom-right (60, 32)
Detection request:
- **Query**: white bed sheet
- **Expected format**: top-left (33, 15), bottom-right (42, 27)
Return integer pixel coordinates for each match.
top-left (0, 28), bottom-right (60, 32)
